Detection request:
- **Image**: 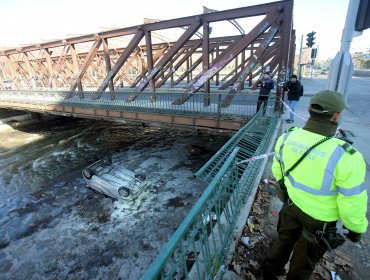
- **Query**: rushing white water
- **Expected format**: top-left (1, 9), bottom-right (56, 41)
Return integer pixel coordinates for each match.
top-left (0, 111), bottom-right (229, 280)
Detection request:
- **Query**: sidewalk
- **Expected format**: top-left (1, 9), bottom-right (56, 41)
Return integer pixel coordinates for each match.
top-left (228, 76), bottom-right (370, 280)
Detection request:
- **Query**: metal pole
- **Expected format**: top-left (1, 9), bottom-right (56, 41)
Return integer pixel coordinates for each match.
top-left (326, 0), bottom-right (361, 128)
top-left (338, 0), bottom-right (361, 103)
top-left (327, 0), bottom-right (361, 95)
top-left (297, 35), bottom-right (303, 79)
top-left (310, 60), bottom-right (314, 78)
top-left (340, 0), bottom-right (361, 53)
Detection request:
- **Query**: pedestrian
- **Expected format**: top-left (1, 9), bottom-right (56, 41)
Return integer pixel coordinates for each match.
top-left (256, 72), bottom-right (274, 114)
top-left (284, 74), bottom-right (303, 123)
top-left (264, 90), bottom-right (368, 280)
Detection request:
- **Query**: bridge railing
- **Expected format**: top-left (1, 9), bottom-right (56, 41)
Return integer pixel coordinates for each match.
top-left (0, 90), bottom-right (279, 119)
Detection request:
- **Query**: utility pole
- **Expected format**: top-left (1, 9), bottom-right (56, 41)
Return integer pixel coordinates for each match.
top-left (310, 48), bottom-right (318, 78)
top-left (297, 35), bottom-right (303, 79)
top-left (310, 64), bottom-right (314, 78)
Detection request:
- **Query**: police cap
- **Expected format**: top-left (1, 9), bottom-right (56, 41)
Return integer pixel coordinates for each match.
top-left (309, 90), bottom-right (346, 115)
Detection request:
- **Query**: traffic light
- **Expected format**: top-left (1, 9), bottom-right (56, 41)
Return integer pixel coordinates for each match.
top-left (311, 48), bottom-right (318, 59)
top-left (355, 0), bottom-right (370, 31)
top-left (306, 32), bottom-right (316, 47)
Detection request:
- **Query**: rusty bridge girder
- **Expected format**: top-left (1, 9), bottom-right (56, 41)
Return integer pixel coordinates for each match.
top-left (0, 0), bottom-right (294, 108)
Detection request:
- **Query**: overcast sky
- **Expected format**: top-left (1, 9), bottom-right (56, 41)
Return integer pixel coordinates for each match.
top-left (0, 0), bottom-right (369, 59)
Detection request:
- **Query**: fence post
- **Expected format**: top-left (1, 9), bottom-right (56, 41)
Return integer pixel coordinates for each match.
top-left (217, 93), bottom-right (221, 119)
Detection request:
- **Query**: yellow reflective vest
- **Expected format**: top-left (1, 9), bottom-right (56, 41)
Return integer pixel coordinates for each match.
top-left (272, 127), bottom-right (368, 233)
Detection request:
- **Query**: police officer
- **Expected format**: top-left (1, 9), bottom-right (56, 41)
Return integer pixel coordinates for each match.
top-left (264, 90), bottom-right (368, 280)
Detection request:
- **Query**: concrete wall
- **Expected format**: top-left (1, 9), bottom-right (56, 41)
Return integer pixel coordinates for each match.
top-left (353, 69), bottom-right (370, 77)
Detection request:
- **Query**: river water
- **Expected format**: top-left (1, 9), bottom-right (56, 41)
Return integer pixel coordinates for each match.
top-left (0, 112), bottom-right (229, 279)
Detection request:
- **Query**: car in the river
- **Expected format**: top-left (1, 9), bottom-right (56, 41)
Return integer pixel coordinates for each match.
top-left (82, 158), bottom-right (149, 201)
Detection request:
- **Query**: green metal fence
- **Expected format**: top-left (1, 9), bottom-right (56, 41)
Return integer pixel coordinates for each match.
top-left (141, 147), bottom-right (242, 280)
top-left (141, 113), bottom-right (279, 280)
top-left (196, 109), bottom-right (279, 184)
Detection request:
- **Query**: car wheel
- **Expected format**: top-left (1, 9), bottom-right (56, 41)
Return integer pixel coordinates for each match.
top-left (118, 187), bottom-right (131, 198)
top-left (82, 168), bottom-right (94, 179)
top-left (102, 156), bottom-right (112, 165)
top-left (134, 173), bottom-right (146, 181)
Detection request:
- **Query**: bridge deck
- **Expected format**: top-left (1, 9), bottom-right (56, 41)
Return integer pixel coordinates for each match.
top-left (0, 90), bottom-right (277, 132)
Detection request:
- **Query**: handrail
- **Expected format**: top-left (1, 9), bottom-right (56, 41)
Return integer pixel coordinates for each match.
top-left (0, 90), bottom-right (277, 120)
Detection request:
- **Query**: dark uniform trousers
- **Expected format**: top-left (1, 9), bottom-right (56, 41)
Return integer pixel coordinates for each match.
top-left (257, 95), bottom-right (269, 114)
top-left (265, 201), bottom-right (337, 280)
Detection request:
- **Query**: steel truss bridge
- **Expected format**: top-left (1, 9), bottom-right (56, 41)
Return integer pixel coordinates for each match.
top-left (0, 0), bottom-right (293, 131)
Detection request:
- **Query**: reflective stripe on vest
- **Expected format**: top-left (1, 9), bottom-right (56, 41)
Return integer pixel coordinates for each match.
top-left (278, 132), bottom-right (365, 197)
top-left (275, 131), bottom-right (291, 172)
top-left (337, 182), bottom-right (367, 196)
top-left (321, 145), bottom-right (345, 194)
top-left (286, 174), bottom-right (338, 195)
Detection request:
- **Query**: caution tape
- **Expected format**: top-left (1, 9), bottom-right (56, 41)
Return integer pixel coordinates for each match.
top-left (237, 152), bottom-right (276, 165)
top-left (237, 131), bottom-right (343, 166)
top-left (236, 132), bottom-right (347, 166)
top-left (281, 100), bottom-right (344, 136)
top-left (281, 100), bottom-right (308, 122)
top-left (236, 101), bottom-right (348, 166)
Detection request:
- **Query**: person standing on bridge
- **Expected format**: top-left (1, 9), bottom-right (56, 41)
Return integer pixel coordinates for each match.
top-left (264, 90), bottom-right (368, 280)
top-left (256, 72), bottom-right (274, 114)
top-left (284, 74), bottom-right (303, 123)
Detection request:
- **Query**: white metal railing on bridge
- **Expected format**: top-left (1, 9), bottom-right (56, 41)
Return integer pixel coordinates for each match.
top-left (0, 90), bottom-right (278, 119)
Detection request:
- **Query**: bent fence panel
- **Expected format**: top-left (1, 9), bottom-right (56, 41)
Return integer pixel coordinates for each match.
top-left (141, 148), bottom-right (241, 280)
top-left (142, 113), bottom-right (279, 279)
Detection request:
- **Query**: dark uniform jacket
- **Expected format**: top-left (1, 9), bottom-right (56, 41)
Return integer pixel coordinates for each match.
top-left (285, 81), bottom-right (303, 101)
top-left (258, 77), bottom-right (274, 96)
